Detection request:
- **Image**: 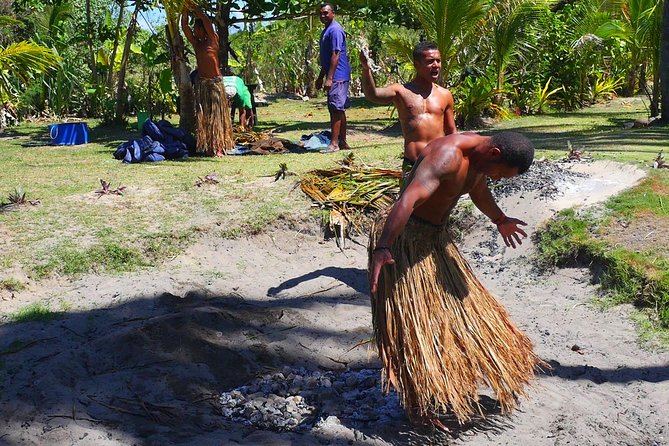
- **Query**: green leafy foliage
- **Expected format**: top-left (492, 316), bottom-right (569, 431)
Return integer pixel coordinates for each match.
top-left (408, 0), bottom-right (488, 79)
top-left (590, 73), bottom-right (624, 102)
top-left (0, 41), bottom-right (61, 100)
top-left (454, 74), bottom-right (509, 128)
top-left (534, 77), bottom-right (563, 113)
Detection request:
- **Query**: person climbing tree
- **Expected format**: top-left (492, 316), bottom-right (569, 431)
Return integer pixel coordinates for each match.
top-left (181, 2), bottom-right (233, 156)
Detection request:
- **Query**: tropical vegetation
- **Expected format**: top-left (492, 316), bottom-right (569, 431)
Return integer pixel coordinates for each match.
top-left (0, 0), bottom-right (667, 129)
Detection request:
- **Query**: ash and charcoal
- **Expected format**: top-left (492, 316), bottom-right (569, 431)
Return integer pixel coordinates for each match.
top-left (218, 367), bottom-right (403, 432)
top-left (490, 159), bottom-right (589, 200)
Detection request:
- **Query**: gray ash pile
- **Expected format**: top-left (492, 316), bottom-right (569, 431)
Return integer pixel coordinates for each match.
top-left (490, 159), bottom-right (589, 200)
top-left (218, 367), bottom-right (403, 432)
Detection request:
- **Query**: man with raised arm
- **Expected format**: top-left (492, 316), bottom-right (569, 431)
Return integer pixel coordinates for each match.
top-left (360, 41), bottom-right (457, 180)
top-left (368, 131), bottom-right (544, 429)
top-left (181, 4), bottom-right (233, 156)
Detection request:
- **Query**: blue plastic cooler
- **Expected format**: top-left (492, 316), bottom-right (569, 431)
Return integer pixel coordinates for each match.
top-left (48, 122), bottom-right (89, 145)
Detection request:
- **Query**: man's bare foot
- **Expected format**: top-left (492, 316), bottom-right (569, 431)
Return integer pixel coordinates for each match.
top-left (339, 141), bottom-right (352, 151)
top-left (320, 144), bottom-right (340, 153)
top-left (215, 151), bottom-right (225, 157)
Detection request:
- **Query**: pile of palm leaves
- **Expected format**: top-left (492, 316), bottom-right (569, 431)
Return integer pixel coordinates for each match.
top-left (299, 153), bottom-right (401, 237)
top-left (233, 125), bottom-right (270, 145)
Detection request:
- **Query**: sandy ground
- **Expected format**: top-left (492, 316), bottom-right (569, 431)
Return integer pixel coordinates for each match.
top-left (1, 161), bottom-right (668, 446)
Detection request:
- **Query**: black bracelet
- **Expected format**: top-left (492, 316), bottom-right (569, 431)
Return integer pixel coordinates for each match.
top-left (373, 246), bottom-right (390, 253)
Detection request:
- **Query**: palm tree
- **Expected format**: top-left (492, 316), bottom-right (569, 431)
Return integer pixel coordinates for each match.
top-left (0, 41), bottom-right (61, 101)
top-left (409, 0), bottom-right (489, 84)
top-left (612, 0), bottom-right (664, 96)
top-left (642, 0), bottom-right (664, 115)
top-left (487, 0), bottom-right (550, 103)
top-left (562, 0), bottom-right (617, 104)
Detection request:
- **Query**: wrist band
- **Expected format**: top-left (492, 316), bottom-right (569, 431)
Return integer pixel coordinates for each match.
top-left (492, 214), bottom-right (507, 225)
top-left (373, 246), bottom-right (390, 253)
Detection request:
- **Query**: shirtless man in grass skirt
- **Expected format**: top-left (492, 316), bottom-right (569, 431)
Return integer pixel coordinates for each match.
top-left (368, 131), bottom-right (545, 429)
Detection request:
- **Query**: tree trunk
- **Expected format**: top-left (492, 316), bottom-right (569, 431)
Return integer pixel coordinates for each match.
top-left (215, 2), bottom-right (231, 70)
top-left (85, 0), bottom-right (98, 85)
top-left (165, 22), bottom-right (196, 133)
top-left (148, 70), bottom-right (153, 117)
top-left (304, 16), bottom-right (316, 97)
top-left (114, 0), bottom-right (141, 122)
top-left (493, 69), bottom-right (505, 105)
top-left (243, 20), bottom-right (254, 82)
top-left (651, 73), bottom-right (660, 117)
top-left (624, 66), bottom-right (637, 96)
top-left (107, 0), bottom-right (125, 90)
top-left (661, 0), bottom-right (669, 122)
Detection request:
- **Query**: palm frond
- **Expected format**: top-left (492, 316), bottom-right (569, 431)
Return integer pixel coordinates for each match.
top-left (380, 26), bottom-right (420, 68)
top-left (410, 0), bottom-right (489, 75)
top-left (0, 41), bottom-right (61, 99)
top-left (299, 158), bottom-right (402, 232)
top-left (564, 0), bottom-right (616, 48)
top-left (0, 15), bottom-right (23, 28)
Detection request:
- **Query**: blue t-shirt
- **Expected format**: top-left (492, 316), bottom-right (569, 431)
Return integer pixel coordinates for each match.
top-left (319, 20), bottom-right (351, 82)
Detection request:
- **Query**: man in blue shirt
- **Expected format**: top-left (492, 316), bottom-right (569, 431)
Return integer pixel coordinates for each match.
top-left (317, 3), bottom-right (351, 153)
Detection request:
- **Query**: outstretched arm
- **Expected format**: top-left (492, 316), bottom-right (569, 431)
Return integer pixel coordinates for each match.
top-left (360, 52), bottom-right (397, 105)
top-left (180, 7), bottom-right (196, 46)
top-left (468, 177), bottom-right (527, 248)
top-left (369, 149), bottom-right (458, 293)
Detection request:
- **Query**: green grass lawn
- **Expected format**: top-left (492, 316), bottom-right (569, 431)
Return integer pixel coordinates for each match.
top-left (1, 96), bottom-right (668, 297)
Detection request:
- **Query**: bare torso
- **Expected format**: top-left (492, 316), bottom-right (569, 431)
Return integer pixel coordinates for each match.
top-left (194, 38), bottom-right (221, 79)
top-left (403, 135), bottom-right (487, 224)
top-left (394, 82), bottom-right (454, 162)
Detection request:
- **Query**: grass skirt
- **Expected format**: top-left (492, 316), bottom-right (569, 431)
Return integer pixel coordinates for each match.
top-left (194, 77), bottom-right (234, 156)
top-left (368, 212), bottom-right (544, 424)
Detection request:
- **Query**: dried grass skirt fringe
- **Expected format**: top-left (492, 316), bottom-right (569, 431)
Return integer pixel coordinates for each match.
top-left (194, 77), bottom-right (234, 156)
top-left (368, 213), bottom-right (545, 424)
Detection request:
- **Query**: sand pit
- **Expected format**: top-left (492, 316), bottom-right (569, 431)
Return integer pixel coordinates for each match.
top-left (1, 160), bottom-right (667, 446)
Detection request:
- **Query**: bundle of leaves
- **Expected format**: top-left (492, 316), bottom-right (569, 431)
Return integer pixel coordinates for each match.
top-left (233, 125), bottom-right (271, 145)
top-left (299, 153), bottom-right (401, 232)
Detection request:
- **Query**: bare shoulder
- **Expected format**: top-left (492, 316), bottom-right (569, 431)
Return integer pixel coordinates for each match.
top-left (387, 83), bottom-right (404, 92)
top-left (434, 84), bottom-right (454, 101)
top-left (396, 82), bottom-right (414, 93)
top-left (423, 135), bottom-right (467, 174)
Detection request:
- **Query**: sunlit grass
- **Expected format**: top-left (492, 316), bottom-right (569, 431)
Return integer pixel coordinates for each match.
top-left (11, 303), bottom-right (59, 323)
top-left (1, 96), bottom-right (667, 284)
